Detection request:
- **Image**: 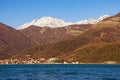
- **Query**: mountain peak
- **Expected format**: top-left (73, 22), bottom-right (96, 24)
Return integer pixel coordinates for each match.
top-left (18, 16), bottom-right (72, 29)
top-left (18, 15), bottom-right (110, 29)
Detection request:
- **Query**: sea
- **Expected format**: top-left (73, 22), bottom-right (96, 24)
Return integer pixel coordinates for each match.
top-left (0, 64), bottom-right (120, 80)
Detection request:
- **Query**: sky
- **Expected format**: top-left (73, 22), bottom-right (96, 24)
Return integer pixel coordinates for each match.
top-left (0, 0), bottom-right (120, 28)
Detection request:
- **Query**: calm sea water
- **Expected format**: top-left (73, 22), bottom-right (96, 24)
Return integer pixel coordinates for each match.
top-left (0, 64), bottom-right (120, 80)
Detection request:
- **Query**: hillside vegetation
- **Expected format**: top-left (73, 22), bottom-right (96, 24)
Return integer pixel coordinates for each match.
top-left (10, 13), bottom-right (120, 63)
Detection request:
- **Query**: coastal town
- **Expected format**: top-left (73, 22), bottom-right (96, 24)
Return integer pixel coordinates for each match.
top-left (0, 57), bottom-right (80, 64)
top-left (0, 57), bottom-right (118, 64)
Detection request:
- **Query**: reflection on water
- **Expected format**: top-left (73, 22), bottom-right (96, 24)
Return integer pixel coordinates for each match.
top-left (0, 64), bottom-right (120, 80)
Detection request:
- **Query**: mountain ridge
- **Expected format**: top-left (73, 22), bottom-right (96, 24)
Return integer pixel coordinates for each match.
top-left (18, 15), bottom-right (109, 29)
top-left (9, 12), bottom-right (120, 64)
top-left (19, 24), bottom-right (92, 45)
top-left (0, 13), bottom-right (120, 64)
top-left (0, 23), bottom-right (34, 60)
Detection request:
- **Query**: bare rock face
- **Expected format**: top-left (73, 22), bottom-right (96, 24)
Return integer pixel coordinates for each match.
top-left (0, 23), bottom-right (33, 59)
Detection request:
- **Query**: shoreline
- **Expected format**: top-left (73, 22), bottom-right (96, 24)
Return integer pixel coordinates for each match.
top-left (0, 63), bottom-right (120, 65)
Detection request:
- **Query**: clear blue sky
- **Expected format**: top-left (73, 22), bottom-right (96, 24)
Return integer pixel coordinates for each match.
top-left (0, 0), bottom-right (120, 28)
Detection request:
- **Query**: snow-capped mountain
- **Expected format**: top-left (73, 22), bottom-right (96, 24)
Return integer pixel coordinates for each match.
top-left (18, 15), bottom-right (110, 29)
top-left (76, 15), bottom-right (110, 24)
top-left (18, 17), bottom-right (73, 29)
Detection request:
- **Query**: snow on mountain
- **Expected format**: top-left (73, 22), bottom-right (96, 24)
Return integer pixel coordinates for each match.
top-left (76, 15), bottom-right (110, 24)
top-left (18, 15), bottom-right (110, 29)
top-left (76, 18), bottom-right (98, 24)
top-left (18, 17), bottom-right (73, 29)
top-left (98, 15), bottom-right (110, 21)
